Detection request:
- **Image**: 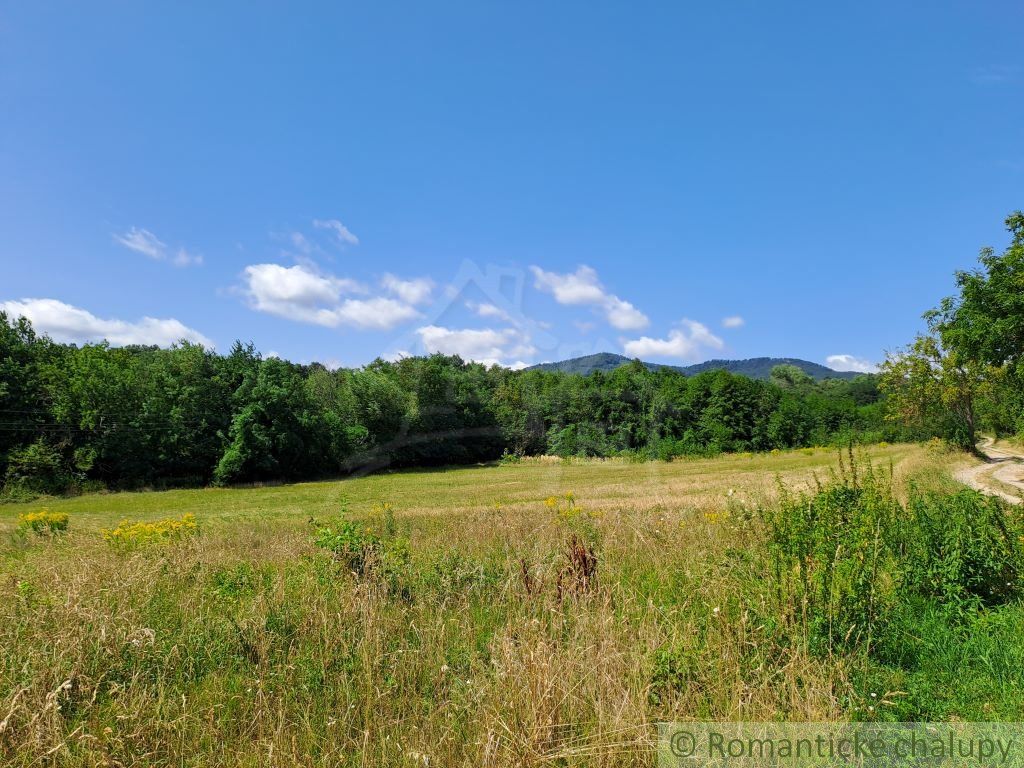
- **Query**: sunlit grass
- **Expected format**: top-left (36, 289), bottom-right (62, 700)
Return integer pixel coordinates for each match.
top-left (1, 443), bottom-right (1012, 767)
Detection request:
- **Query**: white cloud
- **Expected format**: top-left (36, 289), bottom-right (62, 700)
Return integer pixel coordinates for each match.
top-left (382, 274), bottom-right (434, 305)
top-left (530, 265), bottom-right (649, 330)
top-left (466, 300), bottom-right (511, 322)
top-left (603, 296), bottom-right (648, 330)
top-left (622, 320), bottom-right (724, 361)
top-left (333, 297), bottom-right (421, 330)
top-left (115, 227), bottom-right (165, 259)
top-left (241, 263), bottom-right (420, 331)
top-left (530, 265), bottom-right (607, 305)
top-left (313, 218), bottom-right (359, 246)
top-left (0, 298), bottom-right (213, 348)
top-left (172, 248), bottom-right (202, 267)
top-left (113, 227), bottom-right (202, 267)
top-left (826, 354), bottom-right (878, 374)
top-left (243, 263), bottom-right (362, 319)
top-left (722, 315), bottom-right (745, 328)
top-left (415, 325), bottom-right (535, 367)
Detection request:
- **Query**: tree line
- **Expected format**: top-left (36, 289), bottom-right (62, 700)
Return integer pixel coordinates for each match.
top-left (1, 317), bottom-right (901, 495)
top-left (879, 212), bottom-right (1024, 449)
top-left (9, 210), bottom-right (1020, 497)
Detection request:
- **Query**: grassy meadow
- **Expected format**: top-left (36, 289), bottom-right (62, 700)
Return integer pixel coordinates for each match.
top-left (4, 443), bottom-right (1024, 767)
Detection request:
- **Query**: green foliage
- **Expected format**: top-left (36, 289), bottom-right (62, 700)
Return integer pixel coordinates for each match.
top-left (3, 438), bottom-right (75, 497)
top-left (312, 517), bottom-right (382, 575)
top-left (763, 460), bottom-right (899, 654)
top-left (930, 211), bottom-right (1024, 368)
top-left (0, 312), bottom-right (894, 492)
top-left (210, 561), bottom-right (274, 601)
top-left (763, 455), bottom-right (1024, 660)
top-left (311, 501), bottom-right (411, 595)
top-left (879, 331), bottom-right (991, 449)
top-left (901, 489), bottom-right (1022, 608)
top-left (883, 212), bottom-right (1024, 446)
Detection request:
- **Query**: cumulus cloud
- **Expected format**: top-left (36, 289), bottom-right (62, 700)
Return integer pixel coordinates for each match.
top-left (0, 298), bottom-right (213, 348)
top-left (722, 315), bottom-right (745, 328)
top-left (113, 227), bottom-right (202, 267)
top-left (466, 301), bottom-right (511, 322)
top-left (382, 274), bottom-right (434, 305)
top-left (332, 297), bottom-right (422, 330)
top-left (241, 263), bottom-right (420, 330)
top-left (622, 320), bottom-right (724, 361)
top-left (826, 354), bottom-right (878, 374)
top-left (313, 218), bottom-right (359, 246)
top-left (530, 265), bottom-right (648, 330)
top-left (243, 263), bottom-right (362, 318)
top-left (415, 325), bottom-right (536, 368)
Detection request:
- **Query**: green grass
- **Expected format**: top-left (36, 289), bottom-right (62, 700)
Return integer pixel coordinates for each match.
top-left (2, 443), bottom-right (1022, 767)
top-left (1, 442), bottom-right (920, 531)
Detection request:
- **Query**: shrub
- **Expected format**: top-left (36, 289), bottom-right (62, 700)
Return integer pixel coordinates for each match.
top-left (3, 439), bottom-right (74, 497)
top-left (762, 453), bottom-right (1024, 660)
top-left (313, 517), bottom-right (381, 575)
top-left (312, 502), bottom-right (411, 594)
top-left (17, 509), bottom-right (69, 535)
top-left (102, 513), bottom-right (198, 548)
top-left (901, 490), bottom-right (1022, 608)
top-left (498, 450), bottom-right (521, 465)
top-left (762, 465), bottom-right (900, 654)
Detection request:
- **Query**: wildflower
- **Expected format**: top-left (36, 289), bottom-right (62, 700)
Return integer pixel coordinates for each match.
top-left (102, 513), bottom-right (198, 547)
top-left (17, 509), bottom-right (69, 535)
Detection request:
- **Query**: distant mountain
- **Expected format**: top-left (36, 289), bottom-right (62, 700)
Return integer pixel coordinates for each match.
top-left (679, 357), bottom-right (860, 380)
top-left (525, 352), bottom-right (861, 380)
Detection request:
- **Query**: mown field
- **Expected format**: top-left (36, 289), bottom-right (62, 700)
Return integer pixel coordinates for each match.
top-left (4, 443), bottom-right (1024, 767)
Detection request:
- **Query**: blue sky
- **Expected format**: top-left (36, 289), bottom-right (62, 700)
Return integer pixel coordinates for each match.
top-left (1, 3), bottom-right (1021, 372)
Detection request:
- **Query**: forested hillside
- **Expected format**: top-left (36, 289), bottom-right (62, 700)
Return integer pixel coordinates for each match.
top-left (0, 318), bottom-right (901, 495)
top-left (4, 212), bottom-right (1020, 497)
top-left (527, 352), bottom-right (858, 380)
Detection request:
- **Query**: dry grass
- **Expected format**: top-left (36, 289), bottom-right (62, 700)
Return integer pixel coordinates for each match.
top-left (0, 444), bottom-right (951, 766)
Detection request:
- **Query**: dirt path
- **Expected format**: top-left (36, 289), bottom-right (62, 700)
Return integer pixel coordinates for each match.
top-left (954, 437), bottom-right (1024, 504)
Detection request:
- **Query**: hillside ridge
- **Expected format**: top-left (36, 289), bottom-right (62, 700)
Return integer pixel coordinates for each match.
top-left (526, 352), bottom-right (861, 380)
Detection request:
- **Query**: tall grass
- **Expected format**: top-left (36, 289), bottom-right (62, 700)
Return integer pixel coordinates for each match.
top-left (2, 447), bottom-right (1022, 766)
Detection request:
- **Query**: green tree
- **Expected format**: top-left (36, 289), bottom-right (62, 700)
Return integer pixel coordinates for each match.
top-left (928, 212), bottom-right (1024, 367)
top-left (879, 332), bottom-right (992, 450)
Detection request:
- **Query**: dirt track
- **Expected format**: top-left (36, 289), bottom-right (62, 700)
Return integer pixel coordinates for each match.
top-left (954, 437), bottom-right (1024, 504)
